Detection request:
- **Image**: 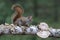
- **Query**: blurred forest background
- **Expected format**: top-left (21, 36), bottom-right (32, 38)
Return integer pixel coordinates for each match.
top-left (0, 0), bottom-right (60, 40)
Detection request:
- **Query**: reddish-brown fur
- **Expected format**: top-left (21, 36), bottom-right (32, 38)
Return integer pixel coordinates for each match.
top-left (13, 6), bottom-right (23, 23)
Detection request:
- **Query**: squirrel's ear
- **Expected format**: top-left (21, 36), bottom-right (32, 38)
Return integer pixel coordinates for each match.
top-left (28, 16), bottom-right (32, 21)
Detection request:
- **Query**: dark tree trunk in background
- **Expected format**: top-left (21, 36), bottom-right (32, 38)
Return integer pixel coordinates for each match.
top-left (9, 0), bottom-right (25, 4)
top-left (54, 0), bottom-right (58, 22)
top-left (2, 14), bottom-right (9, 24)
top-left (0, 12), bottom-right (9, 24)
top-left (33, 0), bottom-right (38, 17)
top-left (10, 0), bottom-right (18, 4)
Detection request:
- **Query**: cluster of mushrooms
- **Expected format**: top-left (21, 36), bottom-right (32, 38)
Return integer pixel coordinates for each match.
top-left (0, 22), bottom-right (60, 38)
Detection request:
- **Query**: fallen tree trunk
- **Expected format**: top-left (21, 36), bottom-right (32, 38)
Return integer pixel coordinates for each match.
top-left (49, 28), bottom-right (60, 37)
top-left (0, 23), bottom-right (60, 38)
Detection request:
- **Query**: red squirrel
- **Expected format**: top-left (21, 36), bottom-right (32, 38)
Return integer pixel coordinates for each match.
top-left (11, 4), bottom-right (32, 27)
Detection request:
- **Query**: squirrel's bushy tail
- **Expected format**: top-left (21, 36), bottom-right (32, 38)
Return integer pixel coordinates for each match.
top-left (11, 4), bottom-right (24, 23)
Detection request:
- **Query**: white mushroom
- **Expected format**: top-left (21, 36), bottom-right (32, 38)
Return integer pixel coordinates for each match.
top-left (39, 22), bottom-right (49, 30)
top-left (37, 31), bottom-right (50, 38)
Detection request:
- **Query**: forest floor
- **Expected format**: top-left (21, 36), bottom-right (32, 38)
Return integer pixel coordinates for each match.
top-left (0, 35), bottom-right (60, 40)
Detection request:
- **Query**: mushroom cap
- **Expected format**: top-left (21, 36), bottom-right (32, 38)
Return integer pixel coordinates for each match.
top-left (37, 31), bottom-right (50, 38)
top-left (39, 22), bottom-right (49, 30)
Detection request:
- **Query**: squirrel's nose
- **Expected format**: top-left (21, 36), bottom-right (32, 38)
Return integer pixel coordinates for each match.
top-left (24, 21), bottom-right (26, 24)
